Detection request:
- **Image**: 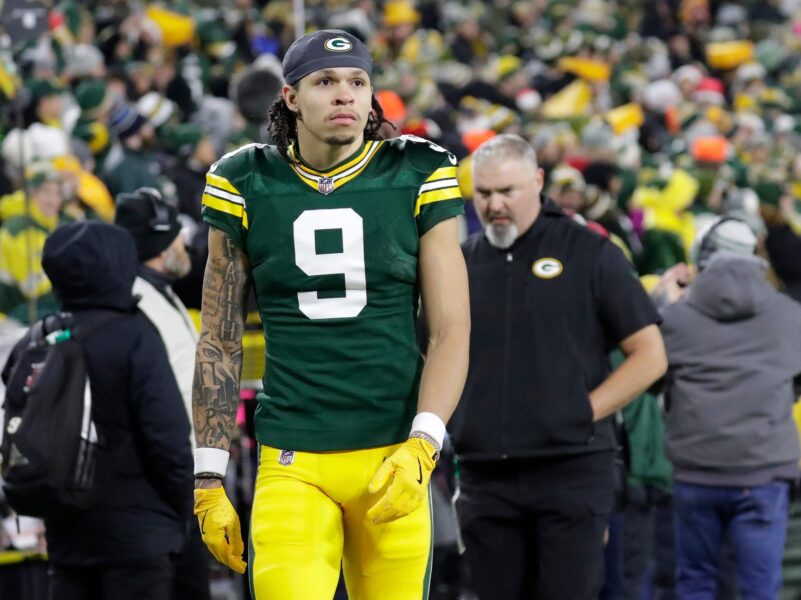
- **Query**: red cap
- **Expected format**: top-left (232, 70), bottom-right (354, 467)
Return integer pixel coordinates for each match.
top-left (696, 77), bottom-right (725, 95)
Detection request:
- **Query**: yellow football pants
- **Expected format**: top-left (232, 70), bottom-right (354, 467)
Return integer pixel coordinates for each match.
top-left (248, 444), bottom-right (433, 600)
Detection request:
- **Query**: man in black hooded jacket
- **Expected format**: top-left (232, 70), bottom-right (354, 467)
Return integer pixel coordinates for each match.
top-left (452, 135), bottom-right (666, 600)
top-left (3, 221), bottom-right (193, 600)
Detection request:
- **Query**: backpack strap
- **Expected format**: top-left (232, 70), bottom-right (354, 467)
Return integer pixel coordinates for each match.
top-left (28, 320), bottom-right (47, 347)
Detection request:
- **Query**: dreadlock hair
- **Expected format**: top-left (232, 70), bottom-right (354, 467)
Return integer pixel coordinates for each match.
top-left (267, 92), bottom-right (395, 163)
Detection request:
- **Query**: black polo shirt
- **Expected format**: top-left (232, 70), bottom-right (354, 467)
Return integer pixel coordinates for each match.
top-left (450, 198), bottom-right (660, 461)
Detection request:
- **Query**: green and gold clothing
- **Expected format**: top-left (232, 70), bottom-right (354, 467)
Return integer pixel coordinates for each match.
top-left (201, 136), bottom-right (464, 451)
top-left (0, 194), bottom-right (60, 323)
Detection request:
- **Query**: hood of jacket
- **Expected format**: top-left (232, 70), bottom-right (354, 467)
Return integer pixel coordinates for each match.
top-left (686, 253), bottom-right (771, 322)
top-left (42, 221), bottom-right (138, 311)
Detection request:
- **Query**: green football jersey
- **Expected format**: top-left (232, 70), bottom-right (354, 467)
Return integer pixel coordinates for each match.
top-left (201, 136), bottom-right (464, 451)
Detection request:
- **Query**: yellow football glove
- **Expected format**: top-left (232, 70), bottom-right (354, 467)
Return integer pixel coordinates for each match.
top-left (367, 437), bottom-right (438, 524)
top-left (194, 486), bottom-right (247, 574)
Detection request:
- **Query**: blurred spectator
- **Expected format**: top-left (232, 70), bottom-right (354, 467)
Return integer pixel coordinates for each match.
top-left (602, 386), bottom-right (676, 600)
top-left (103, 103), bottom-right (161, 198)
top-left (1, 125), bottom-right (71, 176)
top-left (114, 188), bottom-right (209, 600)
top-left (0, 163), bottom-right (63, 324)
top-left (63, 44), bottom-right (107, 84)
top-left (159, 124), bottom-right (217, 309)
top-left (375, 0), bottom-right (421, 62)
top-left (2, 221), bottom-right (193, 600)
top-left (136, 92), bottom-right (178, 134)
top-left (658, 217), bottom-right (801, 598)
top-left (444, 2), bottom-right (489, 66)
top-left (547, 164), bottom-right (588, 212)
top-left (162, 124), bottom-right (215, 222)
top-left (764, 194), bottom-right (801, 303)
top-left (451, 134), bottom-right (666, 599)
top-left (71, 79), bottom-right (115, 173)
top-left (22, 79), bottom-right (68, 129)
top-left (601, 280), bottom-right (676, 599)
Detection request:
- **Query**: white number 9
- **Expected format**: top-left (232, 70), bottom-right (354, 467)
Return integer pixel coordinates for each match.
top-left (293, 208), bottom-right (367, 320)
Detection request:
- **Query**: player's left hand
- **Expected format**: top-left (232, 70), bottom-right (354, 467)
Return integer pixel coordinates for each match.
top-left (194, 486), bottom-right (247, 573)
top-left (367, 437), bottom-right (438, 524)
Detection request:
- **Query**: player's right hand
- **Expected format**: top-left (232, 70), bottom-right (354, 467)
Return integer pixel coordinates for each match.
top-left (194, 486), bottom-right (247, 574)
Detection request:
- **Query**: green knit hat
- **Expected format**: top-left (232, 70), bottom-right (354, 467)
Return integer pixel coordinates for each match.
top-left (160, 123), bottom-right (204, 158)
top-left (752, 179), bottom-right (783, 208)
top-left (26, 78), bottom-right (66, 101)
top-left (75, 79), bottom-right (111, 119)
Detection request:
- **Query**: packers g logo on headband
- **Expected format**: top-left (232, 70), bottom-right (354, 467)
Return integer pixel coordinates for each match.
top-left (532, 258), bottom-right (563, 279)
top-left (324, 37), bottom-right (353, 52)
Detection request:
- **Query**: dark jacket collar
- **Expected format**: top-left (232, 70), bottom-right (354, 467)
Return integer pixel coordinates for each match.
top-left (137, 266), bottom-right (180, 310)
top-left (138, 266), bottom-right (175, 291)
top-left (540, 196), bottom-right (566, 217)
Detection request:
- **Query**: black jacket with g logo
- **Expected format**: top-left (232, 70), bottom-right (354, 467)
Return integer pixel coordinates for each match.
top-left (451, 199), bottom-right (660, 461)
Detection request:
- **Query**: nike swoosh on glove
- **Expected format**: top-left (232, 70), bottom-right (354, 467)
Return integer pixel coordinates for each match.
top-left (194, 487), bottom-right (247, 573)
top-left (367, 437), bottom-right (437, 524)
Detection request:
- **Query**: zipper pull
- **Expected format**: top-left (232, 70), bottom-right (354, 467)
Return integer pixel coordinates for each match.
top-left (45, 329), bottom-right (72, 345)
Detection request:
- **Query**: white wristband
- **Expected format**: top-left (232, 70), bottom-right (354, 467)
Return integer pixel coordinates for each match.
top-left (194, 448), bottom-right (230, 476)
top-left (410, 412), bottom-right (446, 450)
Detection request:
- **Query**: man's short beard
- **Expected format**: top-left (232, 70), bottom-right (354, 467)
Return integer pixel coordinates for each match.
top-left (164, 246), bottom-right (191, 279)
top-left (484, 222), bottom-right (518, 249)
top-left (324, 134), bottom-right (358, 146)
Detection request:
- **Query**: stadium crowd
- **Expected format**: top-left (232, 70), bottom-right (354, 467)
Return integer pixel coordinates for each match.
top-left (2, 0), bottom-right (801, 598)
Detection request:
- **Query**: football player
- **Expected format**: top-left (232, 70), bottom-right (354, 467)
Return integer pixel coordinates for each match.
top-left (191, 29), bottom-right (470, 600)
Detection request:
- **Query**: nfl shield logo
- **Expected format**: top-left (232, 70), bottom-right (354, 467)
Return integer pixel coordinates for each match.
top-left (278, 450), bottom-right (295, 466)
top-left (318, 177), bottom-right (334, 195)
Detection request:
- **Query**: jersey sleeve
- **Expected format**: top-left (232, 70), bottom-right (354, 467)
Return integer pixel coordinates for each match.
top-left (414, 154), bottom-right (465, 237)
top-left (201, 158), bottom-right (249, 250)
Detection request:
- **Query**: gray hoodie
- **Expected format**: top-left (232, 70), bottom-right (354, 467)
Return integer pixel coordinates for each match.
top-left (662, 252), bottom-right (801, 486)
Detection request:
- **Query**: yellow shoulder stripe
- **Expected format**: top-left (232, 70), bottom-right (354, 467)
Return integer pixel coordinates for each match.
top-left (414, 186), bottom-right (462, 217)
top-left (206, 173), bottom-right (242, 196)
top-left (202, 194), bottom-right (249, 229)
top-left (425, 166), bottom-right (457, 183)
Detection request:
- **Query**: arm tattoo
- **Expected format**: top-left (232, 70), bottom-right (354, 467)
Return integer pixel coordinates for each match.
top-left (192, 229), bottom-right (250, 450)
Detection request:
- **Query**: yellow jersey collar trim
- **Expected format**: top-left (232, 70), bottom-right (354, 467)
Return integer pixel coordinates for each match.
top-left (289, 141), bottom-right (371, 178)
top-left (289, 141), bottom-right (384, 194)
